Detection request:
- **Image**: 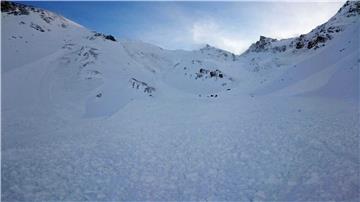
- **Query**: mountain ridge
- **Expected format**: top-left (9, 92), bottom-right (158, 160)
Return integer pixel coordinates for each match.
top-left (3, 0), bottom-right (358, 55)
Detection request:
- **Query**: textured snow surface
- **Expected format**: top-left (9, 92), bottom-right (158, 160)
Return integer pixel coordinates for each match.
top-left (1, 1), bottom-right (360, 201)
top-left (3, 97), bottom-right (359, 201)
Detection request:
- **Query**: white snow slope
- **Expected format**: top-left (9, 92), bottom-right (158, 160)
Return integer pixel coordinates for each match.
top-left (1, 1), bottom-right (359, 201)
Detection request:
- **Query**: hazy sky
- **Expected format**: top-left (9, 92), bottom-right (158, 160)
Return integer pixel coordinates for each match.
top-left (24, 1), bottom-right (346, 54)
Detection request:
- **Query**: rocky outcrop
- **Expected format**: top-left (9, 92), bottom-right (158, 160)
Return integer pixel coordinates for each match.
top-left (245, 36), bottom-right (287, 54)
top-left (129, 78), bottom-right (155, 95)
top-left (307, 35), bottom-right (330, 49)
top-left (88, 32), bottom-right (117, 42)
top-left (251, 36), bottom-right (277, 52)
top-left (244, 1), bottom-right (359, 54)
top-left (195, 68), bottom-right (227, 80)
top-left (2, 1), bottom-right (71, 29)
top-left (30, 22), bottom-right (45, 32)
top-left (290, 1), bottom-right (358, 51)
top-left (337, 0), bottom-right (360, 17)
top-left (1, 1), bottom-right (29, 15)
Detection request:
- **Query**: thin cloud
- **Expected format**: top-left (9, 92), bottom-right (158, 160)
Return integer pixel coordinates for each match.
top-left (258, 2), bottom-right (345, 39)
top-left (191, 20), bottom-right (250, 54)
top-left (134, 1), bottom-right (345, 54)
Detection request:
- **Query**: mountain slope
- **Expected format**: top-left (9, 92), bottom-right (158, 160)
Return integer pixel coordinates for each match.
top-left (1, 1), bottom-right (359, 201)
top-left (241, 1), bottom-right (359, 101)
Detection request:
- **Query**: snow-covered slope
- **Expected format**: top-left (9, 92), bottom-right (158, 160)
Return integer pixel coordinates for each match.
top-left (2, 1), bottom-right (359, 201)
top-left (1, 1), bottom-right (87, 72)
top-left (241, 0), bottom-right (359, 101)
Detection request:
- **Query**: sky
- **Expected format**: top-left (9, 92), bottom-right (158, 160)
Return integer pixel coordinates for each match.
top-left (22, 1), bottom-right (346, 54)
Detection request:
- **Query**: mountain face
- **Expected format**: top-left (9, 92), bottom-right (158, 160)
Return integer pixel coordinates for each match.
top-left (245, 1), bottom-right (359, 53)
top-left (240, 1), bottom-right (359, 100)
top-left (2, 1), bottom-right (359, 201)
top-left (2, 0), bottom-right (358, 107)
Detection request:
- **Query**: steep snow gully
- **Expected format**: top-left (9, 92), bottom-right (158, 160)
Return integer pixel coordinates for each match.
top-left (1, 1), bottom-right (360, 201)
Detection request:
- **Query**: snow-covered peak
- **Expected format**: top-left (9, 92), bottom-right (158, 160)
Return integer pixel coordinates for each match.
top-left (334, 0), bottom-right (360, 19)
top-left (289, 1), bottom-right (359, 51)
top-left (199, 44), bottom-right (216, 50)
top-left (243, 1), bottom-right (359, 55)
top-left (244, 36), bottom-right (279, 53)
top-left (1, 1), bottom-right (83, 28)
top-left (198, 44), bottom-right (237, 61)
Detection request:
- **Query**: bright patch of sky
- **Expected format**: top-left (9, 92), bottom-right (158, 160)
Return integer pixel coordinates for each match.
top-left (24, 1), bottom-right (346, 54)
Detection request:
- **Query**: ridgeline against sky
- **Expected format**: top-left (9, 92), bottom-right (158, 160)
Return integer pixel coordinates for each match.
top-left (24, 1), bottom-right (345, 54)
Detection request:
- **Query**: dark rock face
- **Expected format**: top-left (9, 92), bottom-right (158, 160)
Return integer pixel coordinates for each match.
top-left (1, 1), bottom-right (29, 15)
top-left (289, 1), bottom-right (359, 51)
top-left (1, 1), bottom-right (16, 12)
top-left (307, 35), bottom-right (328, 49)
top-left (2, 1), bottom-right (69, 27)
top-left (209, 71), bottom-right (217, 77)
top-left (252, 36), bottom-right (277, 52)
top-left (246, 36), bottom-right (288, 53)
top-left (196, 68), bottom-right (228, 80)
top-left (30, 23), bottom-right (45, 32)
top-left (273, 45), bottom-right (286, 52)
top-left (90, 32), bottom-right (117, 42)
top-left (144, 86), bottom-right (155, 94)
top-left (129, 78), bottom-right (155, 95)
top-left (348, 2), bottom-right (360, 16)
top-left (338, 0), bottom-right (360, 17)
top-left (292, 26), bottom-right (335, 50)
top-left (104, 35), bottom-right (116, 42)
top-left (293, 34), bottom-right (306, 49)
top-left (327, 26), bottom-right (342, 33)
top-left (244, 1), bottom-right (358, 54)
top-left (295, 41), bottom-right (305, 49)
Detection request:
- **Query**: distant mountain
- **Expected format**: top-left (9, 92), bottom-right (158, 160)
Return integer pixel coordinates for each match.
top-left (244, 0), bottom-right (359, 54)
top-left (2, 0), bottom-right (359, 117)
